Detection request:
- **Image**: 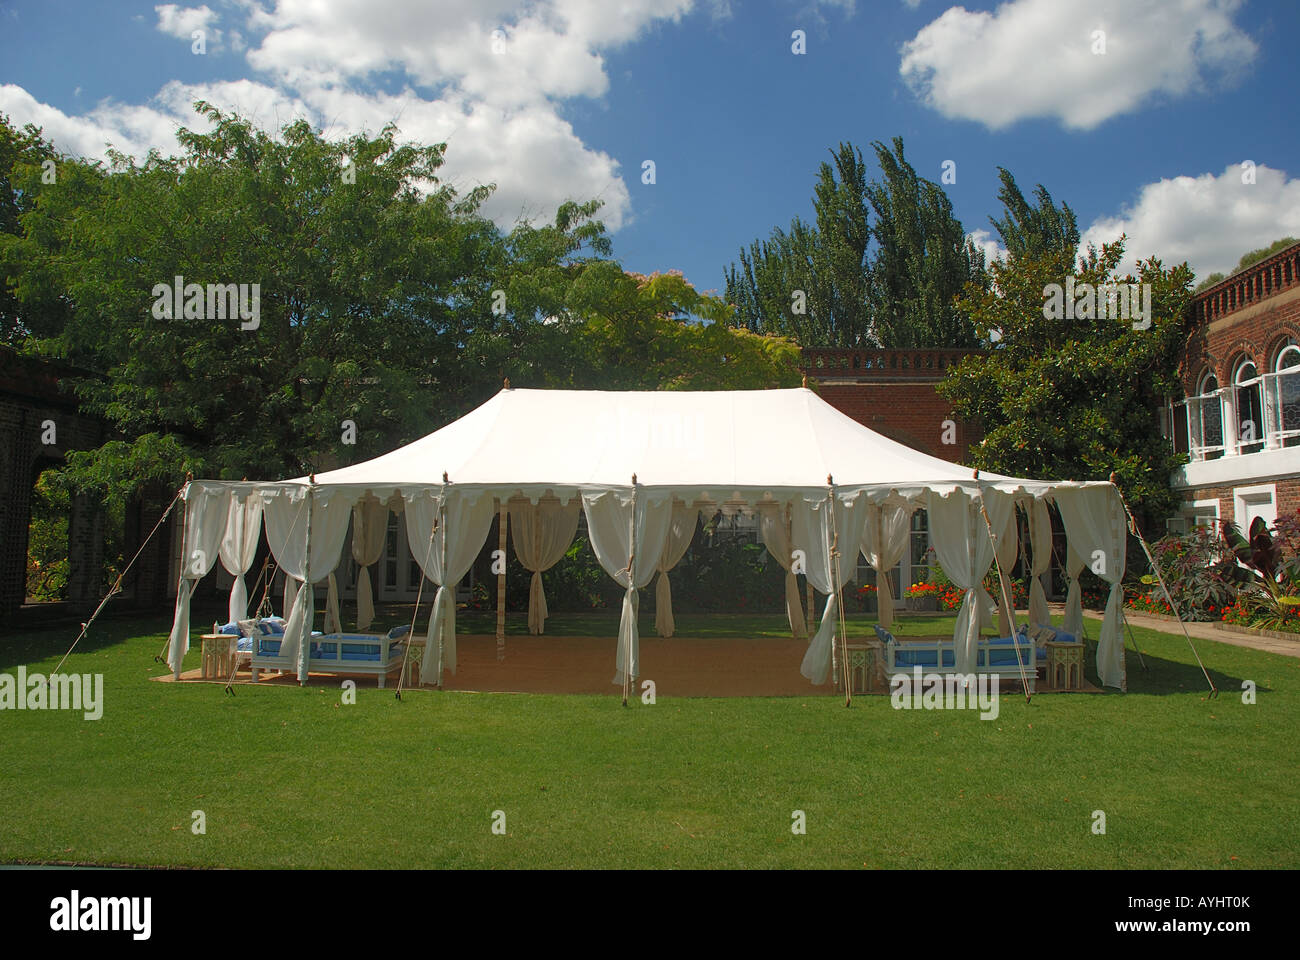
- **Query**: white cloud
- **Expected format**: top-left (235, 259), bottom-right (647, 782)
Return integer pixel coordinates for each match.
top-left (5, 0), bottom-right (695, 232)
top-left (966, 228), bottom-right (1007, 266)
top-left (899, 0), bottom-right (1257, 130)
top-left (155, 4), bottom-right (222, 46)
top-left (1079, 163), bottom-right (1300, 279)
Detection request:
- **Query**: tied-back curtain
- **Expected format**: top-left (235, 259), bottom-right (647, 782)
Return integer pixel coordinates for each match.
top-left (859, 503), bottom-right (912, 630)
top-left (794, 493), bottom-right (871, 685)
top-left (1027, 499), bottom-right (1053, 626)
top-left (926, 490), bottom-right (1015, 676)
top-left (263, 489), bottom-right (353, 680)
top-left (1062, 542), bottom-right (1086, 639)
top-left (582, 491), bottom-right (673, 684)
top-left (508, 497), bottom-right (581, 635)
top-left (351, 498), bottom-right (388, 631)
top-left (168, 484), bottom-right (232, 676)
top-left (758, 503), bottom-right (807, 640)
top-left (992, 504), bottom-right (1019, 637)
top-left (654, 502), bottom-right (700, 639)
top-left (1055, 487), bottom-right (1128, 689)
top-left (406, 491), bottom-right (497, 684)
top-left (282, 575), bottom-right (299, 622)
top-left (218, 493), bottom-right (263, 624)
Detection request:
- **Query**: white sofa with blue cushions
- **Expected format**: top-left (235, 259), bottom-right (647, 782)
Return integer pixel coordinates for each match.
top-left (248, 624), bottom-right (411, 687)
top-left (877, 624), bottom-right (1040, 693)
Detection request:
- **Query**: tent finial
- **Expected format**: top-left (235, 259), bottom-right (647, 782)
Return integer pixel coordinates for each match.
top-left (309, 473), bottom-right (316, 484)
top-left (503, 377), bottom-right (511, 390)
top-left (442, 471), bottom-right (449, 484)
top-left (1109, 471), bottom-right (1118, 485)
top-left (972, 469), bottom-right (980, 480)
top-left (185, 471), bottom-right (193, 482)
top-left (826, 473), bottom-right (834, 486)
top-left (801, 373), bottom-right (808, 389)
top-left (631, 473), bottom-right (638, 485)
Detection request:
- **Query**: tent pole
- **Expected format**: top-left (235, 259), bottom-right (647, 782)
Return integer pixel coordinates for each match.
top-left (1110, 475), bottom-right (1216, 697)
top-left (296, 479), bottom-right (315, 686)
top-left (496, 500), bottom-right (507, 661)
top-left (976, 479), bottom-right (1032, 704)
top-left (152, 481), bottom-right (189, 665)
top-left (624, 474), bottom-right (638, 707)
top-left (825, 476), bottom-right (851, 706)
top-left (436, 475), bottom-right (449, 689)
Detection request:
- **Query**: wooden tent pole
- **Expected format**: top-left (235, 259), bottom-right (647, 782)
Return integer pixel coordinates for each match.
top-left (496, 500), bottom-right (507, 661)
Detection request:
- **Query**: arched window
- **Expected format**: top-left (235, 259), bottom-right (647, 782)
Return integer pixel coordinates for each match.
top-left (1189, 370), bottom-right (1225, 460)
top-left (1235, 357), bottom-right (1264, 453)
top-left (1275, 341), bottom-right (1300, 446)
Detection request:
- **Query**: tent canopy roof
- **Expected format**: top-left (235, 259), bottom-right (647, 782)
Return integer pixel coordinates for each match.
top-left (297, 387), bottom-right (1102, 500)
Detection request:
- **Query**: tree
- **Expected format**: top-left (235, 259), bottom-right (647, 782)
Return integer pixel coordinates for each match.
top-left (937, 236), bottom-right (1194, 522)
top-left (987, 166), bottom-right (1079, 264)
top-left (725, 142), bottom-right (871, 347)
top-left (3, 103), bottom-right (800, 503)
top-left (0, 115), bottom-right (72, 343)
top-left (866, 137), bottom-right (985, 348)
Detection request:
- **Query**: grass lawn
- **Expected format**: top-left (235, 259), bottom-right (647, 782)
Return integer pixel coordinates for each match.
top-left (1, 606), bottom-right (1296, 869)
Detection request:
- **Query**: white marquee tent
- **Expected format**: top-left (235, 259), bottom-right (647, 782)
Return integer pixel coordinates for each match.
top-left (166, 387), bottom-right (1131, 692)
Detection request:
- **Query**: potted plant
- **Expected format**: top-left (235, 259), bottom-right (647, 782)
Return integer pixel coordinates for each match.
top-left (904, 582), bottom-right (938, 612)
top-left (856, 583), bottom-right (878, 613)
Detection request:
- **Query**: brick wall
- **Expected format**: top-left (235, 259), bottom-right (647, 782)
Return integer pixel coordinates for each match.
top-left (802, 348), bottom-right (982, 462)
top-left (0, 349), bottom-right (108, 614)
top-left (1180, 243), bottom-right (1300, 390)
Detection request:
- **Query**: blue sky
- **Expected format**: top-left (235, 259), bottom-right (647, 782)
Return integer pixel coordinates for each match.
top-left (3, 0), bottom-right (1299, 298)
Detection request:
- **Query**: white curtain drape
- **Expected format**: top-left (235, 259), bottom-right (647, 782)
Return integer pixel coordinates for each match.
top-left (758, 503), bottom-right (808, 639)
top-left (859, 503), bottom-right (912, 630)
top-left (654, 502), bottom-right (700, 638)
top-left (583, 491), bottom-right (673, 685)
top-left (167, 485), bottom-right (232, 676)
top-left (218, 492), bottom-right (263, 624)
top-left (508, 497), bottom-right (581, 635)
top-left (1055, 487), bottom-right (1127, 689)
top-left (992, 504), bottom-right (1019, 637)
top-left (1062, 542), bottom-right (1086, 639)
top-left (263, 488), bottom-right (353, 680)
top-left (351, 498), bottom-right (388, 631)
top-left (1027, 498), bottom-right (1053, 626)
top-left (407, 490), bottom-right (497, 684)
top-left (282, 573), bottom-right (298, 621)
top-left (926, 490), bottom-right (1015, 675)
top-left (795, 492), bottom-right (872, 685)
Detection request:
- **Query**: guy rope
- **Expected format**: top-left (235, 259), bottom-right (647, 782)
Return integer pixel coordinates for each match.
top-left (44, 479), bottom-right (185, 680)
top-left (1109, 474), bottom-right (1217, 697)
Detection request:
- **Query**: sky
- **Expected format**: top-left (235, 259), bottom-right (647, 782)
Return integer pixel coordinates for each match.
top-left (3, 0), bottom-right (1299, 299)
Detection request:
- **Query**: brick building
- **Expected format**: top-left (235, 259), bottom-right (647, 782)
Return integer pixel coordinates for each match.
top-left (801, 346), bottom-right (985, 593)
top-left (800, 347), bottom-right (982, 461)
top-left (1163, 239), bottom-right (1300, 532)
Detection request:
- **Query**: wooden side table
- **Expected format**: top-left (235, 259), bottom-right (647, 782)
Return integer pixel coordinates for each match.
top-left (843, 640), bottom-right (884, 694)
top-left (1045, 640), bottom-right (1084, 690)
top-left (200, 634), bottom-right (236, 679)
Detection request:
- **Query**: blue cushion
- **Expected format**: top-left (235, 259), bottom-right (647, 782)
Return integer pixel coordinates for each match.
top-left (218, 622), bottom-right (241, 636)
top-left (387, 624), bottom-right (412, 641)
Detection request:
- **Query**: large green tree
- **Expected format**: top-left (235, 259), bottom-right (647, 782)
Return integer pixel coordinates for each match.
top-left (937, 237), bottom-right (1194, 521)
top-left (987, 166), bottom-right (1080, 264)
top-left (725, 137), bottom-right (985, 349)
top-left (725, 142), bottom-right (871, 347)
top-left (865, 137), bottom-right (985, 348)
top-left (2, 104), bottom-right (800, 501)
